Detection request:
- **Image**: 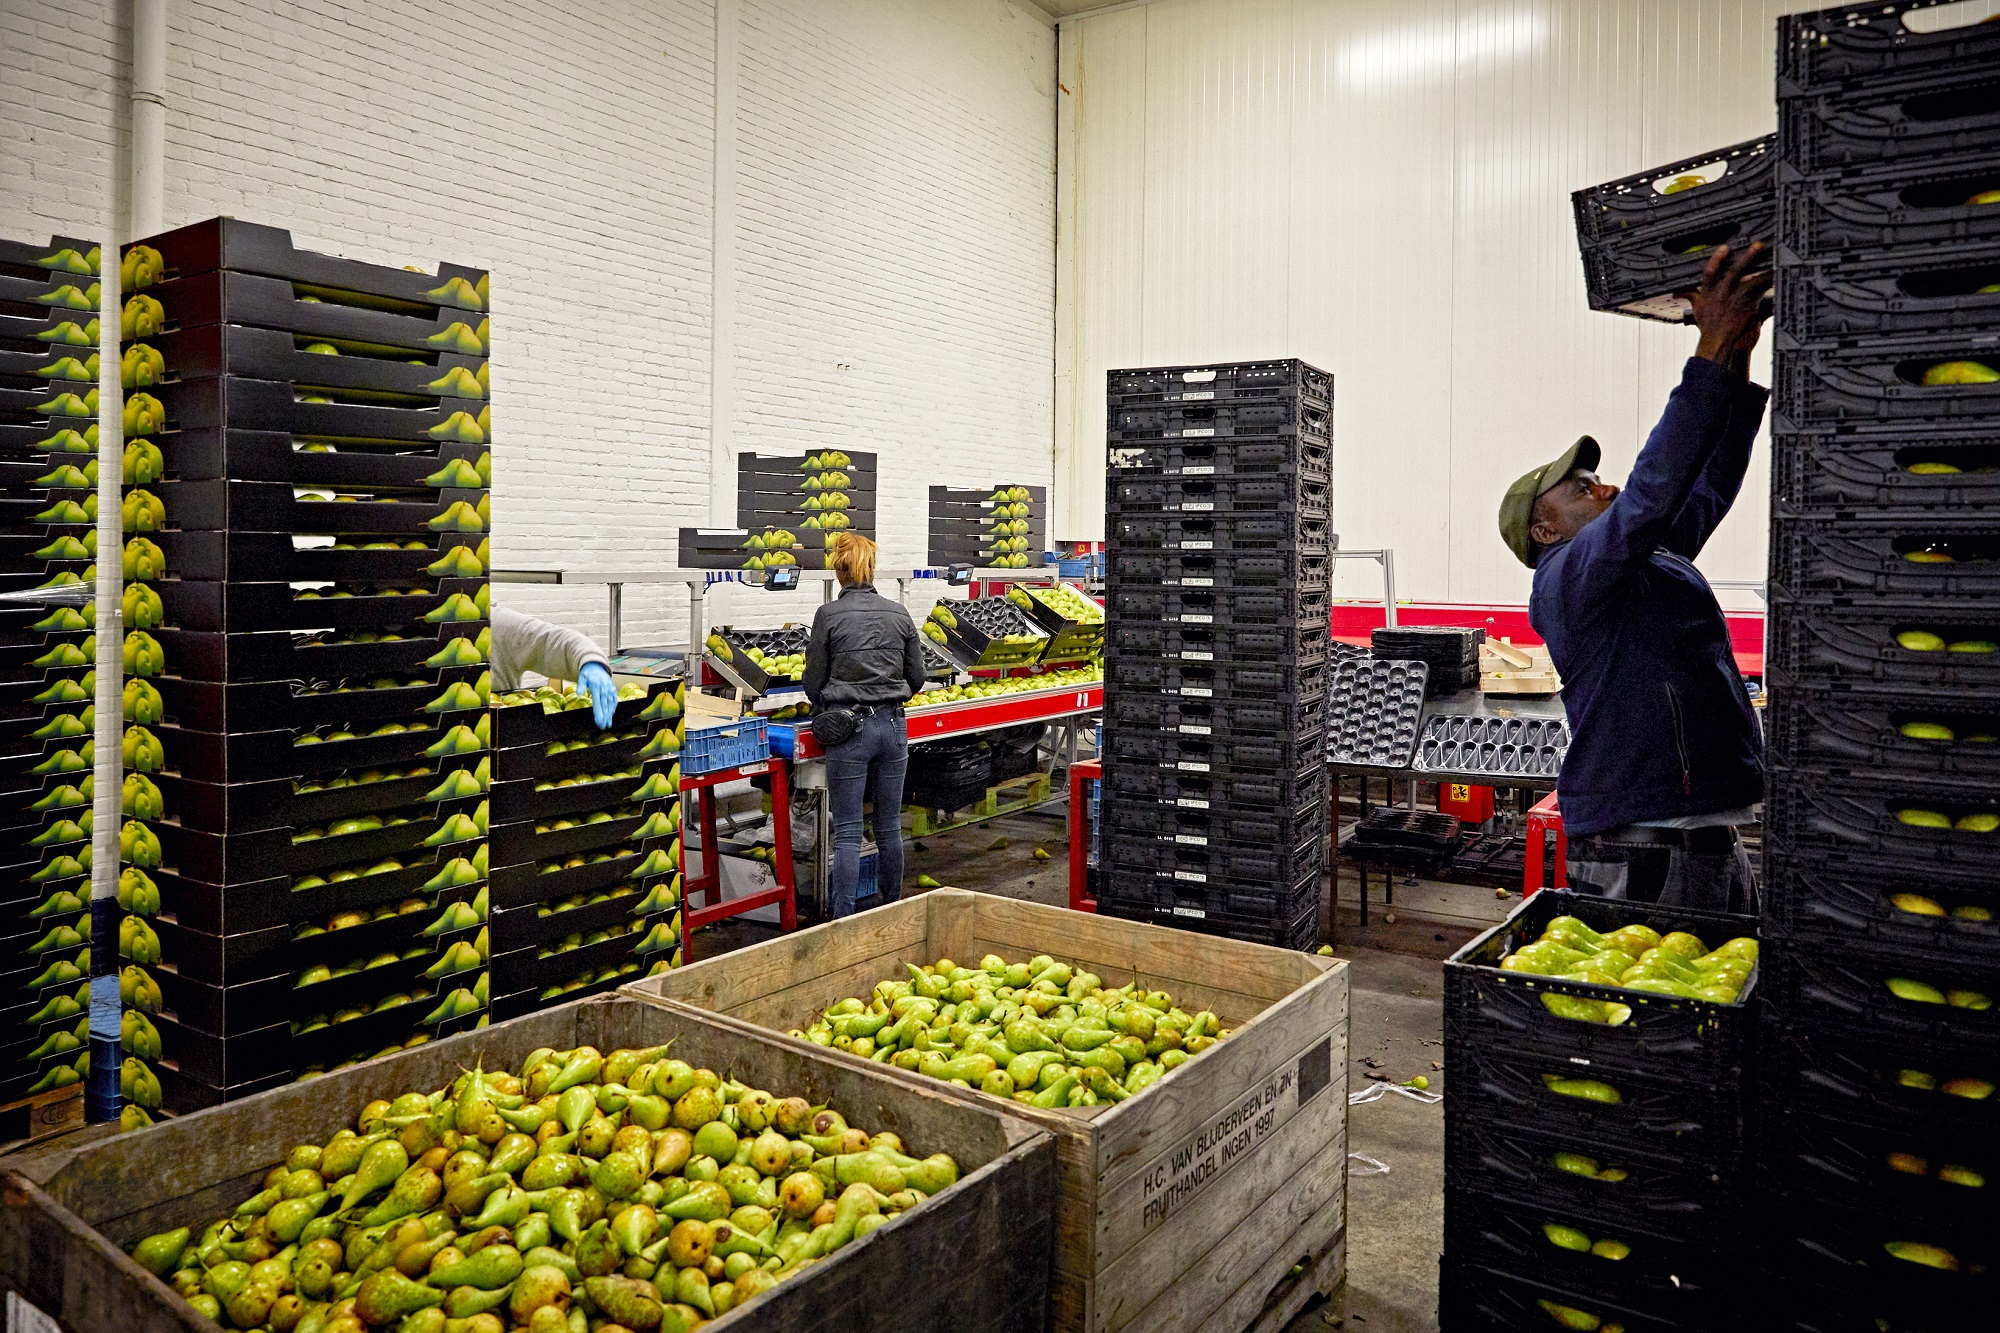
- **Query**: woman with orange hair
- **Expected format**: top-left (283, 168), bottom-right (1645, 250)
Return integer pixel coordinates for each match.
top-left (802, 533), bottom-right (927, 917)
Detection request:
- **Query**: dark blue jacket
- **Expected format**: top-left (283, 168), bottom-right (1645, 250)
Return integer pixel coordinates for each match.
top-left (1529, 357), bottom-right (1766, 837)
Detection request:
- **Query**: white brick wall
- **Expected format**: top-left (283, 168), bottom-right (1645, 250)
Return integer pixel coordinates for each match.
top-left (0, 0), bottom-right (1056, 647)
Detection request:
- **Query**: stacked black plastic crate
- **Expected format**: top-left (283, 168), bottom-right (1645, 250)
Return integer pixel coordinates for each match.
top-left (0, 236), bottom-right (119, 1110)
top-left (127, 219), bottom-right (498, 1109)
top-left (1763, 5), bottom-right (2000, 1328)
top-left (485, 680), bottom-right (685, 1020)
top-left (1440, 892), bottom-right (1759, 1332)
top-left (1098, 360), bottom-right (1332, 948)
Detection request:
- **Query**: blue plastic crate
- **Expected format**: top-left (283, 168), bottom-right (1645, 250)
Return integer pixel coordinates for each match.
top-left (857, 845), bottom-right (880, 901)
top-left (682, 716), bottom-right (771, 774)
top-left (1058, 554), bottom-right (1104, 579)
top-left (767, 721), bottom-right (798, 759)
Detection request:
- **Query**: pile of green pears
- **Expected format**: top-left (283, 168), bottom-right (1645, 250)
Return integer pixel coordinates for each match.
top-left (129, 1043), bottom-right (962, 1332)
top-left (908, 663), bottom-right (1100, 710)
top-left (983, 487), bottom-right (1036, 568)
top-left (1498, 915), bottom-right (1759, 1025)
top-left (1006, 584), bottom-right (1103, 627)
top-left (795, 953), bottom-right (1229, 1108)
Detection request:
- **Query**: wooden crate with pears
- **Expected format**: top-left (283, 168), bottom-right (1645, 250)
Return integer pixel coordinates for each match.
top-left (622, 888), bottom-right (1350, 1333)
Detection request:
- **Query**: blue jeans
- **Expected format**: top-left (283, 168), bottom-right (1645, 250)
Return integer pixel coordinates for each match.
top-left (826, 706), bottom-right (908, 918)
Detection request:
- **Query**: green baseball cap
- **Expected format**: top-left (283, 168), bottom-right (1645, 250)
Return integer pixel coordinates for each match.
top-left (1497, 435), bottom-right (1600, 568)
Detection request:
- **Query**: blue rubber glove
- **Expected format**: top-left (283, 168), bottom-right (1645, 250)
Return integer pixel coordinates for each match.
top-left (578, 662), bottom-right (617, 730)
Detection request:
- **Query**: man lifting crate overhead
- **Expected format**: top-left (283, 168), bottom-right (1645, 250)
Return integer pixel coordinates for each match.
top-left (1496, 243), bottom-right (1773, 913)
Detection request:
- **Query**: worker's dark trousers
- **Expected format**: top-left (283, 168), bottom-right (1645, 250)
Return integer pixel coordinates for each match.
top-left (825, 705), bottom-right (908, 919)
top-left (1565, 825), bottom-right (1758, 916)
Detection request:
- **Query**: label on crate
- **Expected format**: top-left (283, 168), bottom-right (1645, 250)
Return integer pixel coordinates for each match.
top-left (1180, 613), bottom-right (1213, 624)
top-left (1173, 390), bottom-right (1215, 401)
top-left (1179, 650), bottom-right (1214, 661)
top-left (1175, 796), bottom-right (1210, 809)
top-left (1181, 465), bottom-right (1215, 475)
top-left (1179, 540), bottom-right (1213, 550)
top-left (1175, 685), bottom-right (1213, 697)
top-left (1174, 833), bottom-right (1208, 846)
top-left (1171, 904), bottom-right (1208, 918)
top-left (1173, 869), bottom-right (1207, 883)
top-left (1176, 760), bottom-right (1211, 772)
top-left (1178, 724), bottom-right (1211, 736)
top-left (1179, 576), bottom-right (1214, 587)
top-left (1132, 1036), bottom-right (1333, 1235)
top-left (1178, 502), bottom-right (1215, 512)
top-left (1175, 428), bottom-right (1216, 438)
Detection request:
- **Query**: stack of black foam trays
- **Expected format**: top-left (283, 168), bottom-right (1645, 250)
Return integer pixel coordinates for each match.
top-left (0, 236), bottom-right (128, 1113)
top-left (1098, 360), bottom-right (1333, 948)
top-left (124, 218), bottom-right (497, 1111)
top-left (1763, 5), bottom-right (2000, 1329)
top-left (484, 679), bottom-right (687, 1021)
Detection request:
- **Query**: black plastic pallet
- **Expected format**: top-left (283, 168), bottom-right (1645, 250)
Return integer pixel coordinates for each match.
top-left (1096, 760), bottom-right (1324, 814)
top-left (1109, 579), bottom-right (1329, 630)
top-left (1107, 468), bottom-right (1329, 516)
top-left (1108, 618), bottom-right (1329, 665)
top-left (1097, 779), bottom-right (1327, 847)
top-left (1772, 418), bottom-right (2000, 511)
top-left (1574, 134), bottom-right (1777, 323)
top-left (1103, 724), bottom-right (1324, 778)
top-left (1323, 658), bottom-right (1427, 769)
top-left (1099, 825), bottom-right (1324, 885)
top-left (1445, 890), bottom-right (1758, 1079)
top-left (1105, 359), bottom-right (1331, 406)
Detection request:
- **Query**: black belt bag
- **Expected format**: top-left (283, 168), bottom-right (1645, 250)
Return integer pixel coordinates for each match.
top-left (811, 707), bottom-right (859, 749)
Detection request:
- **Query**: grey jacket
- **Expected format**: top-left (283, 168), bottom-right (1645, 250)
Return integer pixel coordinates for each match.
top-left (489, 605), bottom-right (610, 691)
top-left (803, 586), bottom-right (926, 707)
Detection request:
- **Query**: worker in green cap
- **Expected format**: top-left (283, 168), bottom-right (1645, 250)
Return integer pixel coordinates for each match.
top-left (1496, 242), bottom-right (1771, 912)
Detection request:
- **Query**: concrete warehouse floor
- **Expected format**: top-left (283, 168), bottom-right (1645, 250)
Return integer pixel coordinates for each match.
top-left (700, 800), bottom-right (1452, 1333)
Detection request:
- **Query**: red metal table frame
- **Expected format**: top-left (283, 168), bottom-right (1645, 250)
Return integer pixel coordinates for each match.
top-left (779, 681), bottom-right (1103, 761)
top-left (679, 755), bottom-right (797, 960)
top-left (1068, 757), bottom-right (1100, 913)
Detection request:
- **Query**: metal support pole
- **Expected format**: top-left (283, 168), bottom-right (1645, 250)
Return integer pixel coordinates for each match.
top-left (129, 0), bottom-right (167, 240)
top-left (606, 583), bottom-right (622, 656)
top-left (87, 237), bottom-right (126, 1124)
top-left (1380, 548), bottom-right (1398, 628)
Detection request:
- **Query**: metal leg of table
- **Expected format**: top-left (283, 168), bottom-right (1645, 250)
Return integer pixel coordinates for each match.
top-left (607, 583), bottom-right (622, 656)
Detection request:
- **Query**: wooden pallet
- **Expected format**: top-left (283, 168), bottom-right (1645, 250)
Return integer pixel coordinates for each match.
top-left (0, 1083), bottom-right (84, 1156)
top-left (626, 889), bottom-right (1350, 1333)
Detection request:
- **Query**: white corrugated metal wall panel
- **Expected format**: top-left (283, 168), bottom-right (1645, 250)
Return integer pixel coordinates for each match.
top-left (1059, 0), bottom-right (1799, 606)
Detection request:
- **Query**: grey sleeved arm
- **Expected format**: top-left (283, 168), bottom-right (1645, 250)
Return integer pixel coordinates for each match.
top-left (489, 604), bottom-right (611, 691)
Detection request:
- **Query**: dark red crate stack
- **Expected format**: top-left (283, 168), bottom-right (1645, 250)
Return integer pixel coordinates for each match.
top-left (1764, 6), bottom-right (2000, 1330)
top-left (1098, 360), bottom-right (1332, 947)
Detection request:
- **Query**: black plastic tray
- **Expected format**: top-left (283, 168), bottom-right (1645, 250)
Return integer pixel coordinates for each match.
top-left (1110, 546), bottom-right (1329, 592)
top-left (155, 673), bottom-right (476, 735)
top-left (1106, 359), bottom-right (1330, 406)
top-left (157, 717), bottom-right (450, 785)
top-left (1324, 658), bottom-right (1428, 768)
top-left (1106, 434), bottom-right (1331, 478)
top-left (1106, 468), bottom-right (1330, 516)
top-left (149, 624), bottom-right (480, 685)
top-left (1412, 714), bottom-right (1570, 780)
top-left (133, 218), bottom-right (487, 309)
top-left (1774, 510), bottom-right (2000, 600)
top-left (1779, 154), bottom-right (2000, 261)
top-left (1764, 761), bottom-right (2000, 875)
top-left (1108, 509), bottom-right (1331, 553)
top-left (1779, 240), bottom-right (2000, 345)
top-left (1765, 673), bottom-right (2000, 782)
top-left (1109, 580), bottom-right (1329, 631)
top-left (1758, 1105), bottom-right (1998, 1230)
top-left (1444, 1116), bottom-right (1737, 1228)
top-left (1768, 929), bottom-right (2000, 1048)
top-left (1444, 890), bottom-right (1758, 1078)
top-left (1574, 135), bottom-right (1777, 323)
top-left (1096, 893), bottom-right (1317, 951)
top-left (1782, 61), bottom-right (2000, 177)
top-left (1772, 418), bottom-right (2000, 511)
top-left (160, 478), bottom-right (481, 536)
top-left (1758, 1190), bottom-right (1993, 1328)
top-left (932, 599), bottom-right (1049, 670)
top-left (1098, 777), bottom-right (1326, 846)
top-left (157, 579), bottom-right (457, 635)
top-left (1096, 760), bottom-right (1322, 814)
top-left (1099, 825), bottom-right (1323, 885)
top-left (156, 530), bottom-right (480, 585)
top-left (489, 678), bottom-right (678, 748)
top-left (1766, 587), bottom-right (2000, 690)
top-left (1096, 858), bottom-right (1320, 923)
top-left (153, 853), bottom-right (458, 937)
top-left (1105, 651), bottom-right (1327, 699)
top-left (1102, 683), bottom-right (1325, 741)
top-left (1762, 853), bottom-right (2000, 961)
top-left (147, 323), bottom-right (487, 401)
top-left (138, 269), bottom-right (490, 356)
top-left (1107, 397), bottom-right (1330, 442)
top-left (164, 428), bottom-right (486, 487)
top-left (1438, 1259), bottom-right (1687, 1333)
top-left (1103, 720), bottom-right (1323, 776)
top-left (1108, 617), bottom-right (1329, 664)
top-left (151, 374), bottom-right (492, 444)
top-left (1778, 1), bottom-right (2000, 100)
top-left (1776, 332), bottom-right (2000, 427)
top-left (1758, 1018), bottom-right (1999, 1145)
